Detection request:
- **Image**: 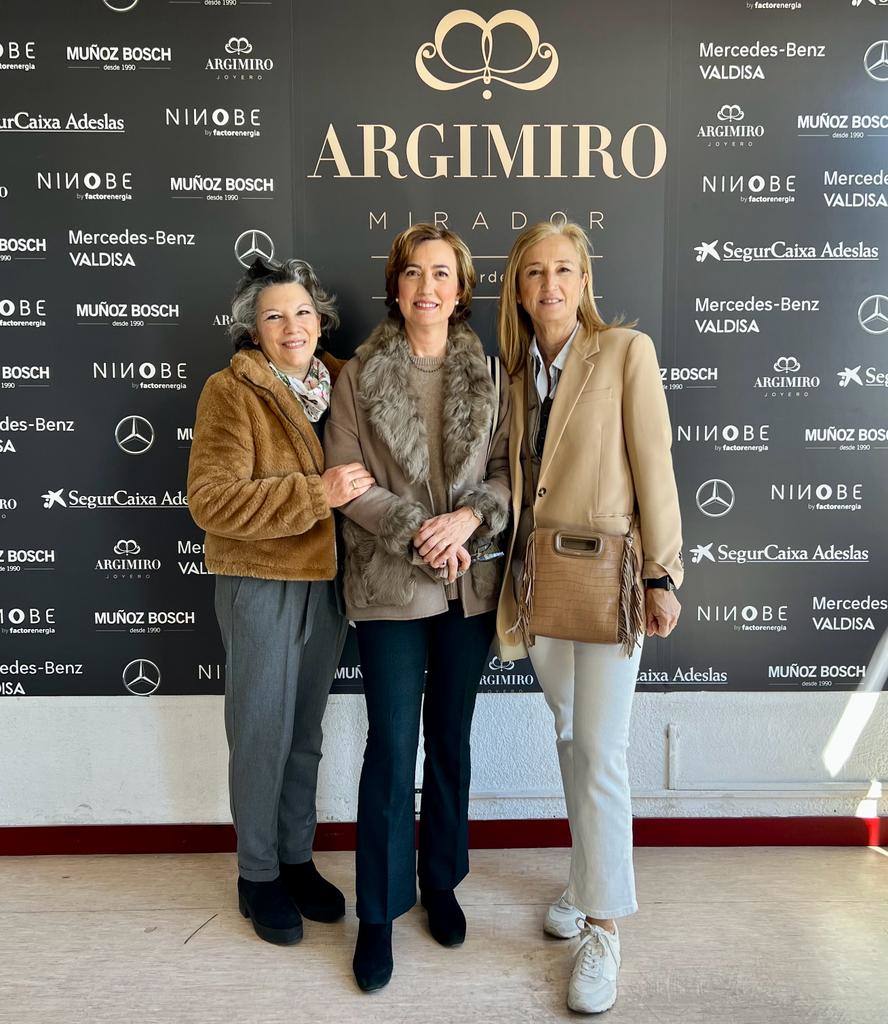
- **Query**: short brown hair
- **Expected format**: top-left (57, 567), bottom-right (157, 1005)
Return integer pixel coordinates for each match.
top-left (384, 223), bottom-right (476, 324)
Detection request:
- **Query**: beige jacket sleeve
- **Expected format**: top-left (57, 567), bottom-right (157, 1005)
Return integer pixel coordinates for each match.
top-left (622, 332), bottom-right (684, 587)
top-left (187, 375), bottom-right (330, 542)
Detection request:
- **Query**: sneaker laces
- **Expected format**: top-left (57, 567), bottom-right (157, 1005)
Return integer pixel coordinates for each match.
top-left (575, 922), bottom-right (608, 981)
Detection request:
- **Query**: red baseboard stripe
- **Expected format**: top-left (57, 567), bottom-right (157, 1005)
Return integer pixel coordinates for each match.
top-left (0, 817), bottom-right (884, 856)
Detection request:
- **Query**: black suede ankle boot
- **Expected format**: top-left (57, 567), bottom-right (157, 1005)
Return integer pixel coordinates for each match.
top-left (279, 860), bottom-right (346, 922)
top-left (353, 921), bottom-right (393, 992)
top-left (237, 876), bottom-right (303, 945)
top-left (420, 888), bottom-right (466, 947)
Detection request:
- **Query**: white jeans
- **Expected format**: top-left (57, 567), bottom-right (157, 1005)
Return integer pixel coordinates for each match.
top-left (529, 636), bottom-right (643, 920)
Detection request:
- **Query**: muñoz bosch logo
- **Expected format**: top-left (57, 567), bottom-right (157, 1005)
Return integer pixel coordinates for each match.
top-left (415, 10), bottom-right (558, 100)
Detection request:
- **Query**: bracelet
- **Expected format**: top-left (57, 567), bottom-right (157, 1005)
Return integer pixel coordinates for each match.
top-left (468, 506), bottom-right (485, 526)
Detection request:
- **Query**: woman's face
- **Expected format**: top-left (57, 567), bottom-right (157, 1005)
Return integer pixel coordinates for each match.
top-left (252, 282), bottom-right (321, 377)
top-left (516, 234), bottom-right (587, 334)
top-left (396, 239), bottom-right (461, 332)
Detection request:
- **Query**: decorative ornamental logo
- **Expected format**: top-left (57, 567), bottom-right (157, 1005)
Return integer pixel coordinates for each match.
top-left (489, 655), bottom-right (515, 672)
top-left (225, 37), bottom-right (253, 55)
top-left (235, 229), bottom-right (275, 268)
top-left (114, 539), bottom-right (141, 556)
top-left (858, 294), bottom-right (888, 334)
top-left (864, 40), bottom-right (888, 81)
top-left (695, 479), bottom-right (735, 518)
top-left (773, 356), bottom-right (801, 373)
top-left (115, 415), bottom-right (154, 455)
top-left (716, 104), bottom-right (744, 122)
top-left (416, 10), bottom-right (558, 100)
top-left (122, 658), bottom-right (161, 696)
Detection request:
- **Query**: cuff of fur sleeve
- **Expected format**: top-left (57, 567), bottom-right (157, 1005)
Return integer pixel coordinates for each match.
top-left (456, 483), bottom-right (509, 538)
top-left (376, 498), bottom-right (427, 556)
top-left (307, 475), bottom-right (331, 522)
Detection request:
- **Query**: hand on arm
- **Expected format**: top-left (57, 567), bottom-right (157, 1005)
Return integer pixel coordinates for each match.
top-left (412, 507), bottom-right (479, 568)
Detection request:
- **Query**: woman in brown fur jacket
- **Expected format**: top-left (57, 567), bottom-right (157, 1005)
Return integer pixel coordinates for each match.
top-left (187, 257), bottom-right (373, 947)
top-left (325, 224), bottom-right (511, 992)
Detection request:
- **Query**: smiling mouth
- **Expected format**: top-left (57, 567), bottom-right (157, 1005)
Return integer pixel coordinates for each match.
top-left (281, 339), bottom-right (306, 348)
top-left (539, 298), bottom-right (562, 305)
top-left (413, 300), bottom-right (439, 309)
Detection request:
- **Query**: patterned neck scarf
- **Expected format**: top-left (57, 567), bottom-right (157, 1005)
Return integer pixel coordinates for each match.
top-left (267, 356), bottom-right (331, 423)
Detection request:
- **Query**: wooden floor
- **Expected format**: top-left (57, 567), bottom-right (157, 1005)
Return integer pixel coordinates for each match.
top-left (2, 846), bottom-right (886, 1023)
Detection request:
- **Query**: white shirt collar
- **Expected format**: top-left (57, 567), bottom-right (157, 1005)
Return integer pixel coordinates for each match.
top-left (529, 321), bottom-right (581, 401)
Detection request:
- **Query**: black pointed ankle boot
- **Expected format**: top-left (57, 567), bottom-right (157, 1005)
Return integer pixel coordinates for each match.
top-left (353, 921), bottom-right (393, 992)
top-left (279, 859), bottom-right (346, 922)
top-left (237, 875), bottom-right (303, 945)
top-left (420, 887), bottom-right (466, 947)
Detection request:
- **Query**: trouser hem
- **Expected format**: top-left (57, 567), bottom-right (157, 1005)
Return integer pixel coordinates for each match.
top-left (566, 892), bottom-right (638, 920)
top-left (238, 865), bottom-right (281, 882)
top-left (356, 894), bottom-right (416, 924)
top-left (279, 848), bottom-right (313, 866)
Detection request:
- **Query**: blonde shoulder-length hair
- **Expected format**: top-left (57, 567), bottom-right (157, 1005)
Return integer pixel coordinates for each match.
top-left (497, 221), bottom-right (629, 377)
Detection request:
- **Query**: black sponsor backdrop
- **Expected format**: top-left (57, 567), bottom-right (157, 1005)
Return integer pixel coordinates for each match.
top-left (0, 0), bottom-right (885, 696)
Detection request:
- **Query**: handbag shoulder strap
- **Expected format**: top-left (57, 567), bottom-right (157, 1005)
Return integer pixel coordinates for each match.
top-left (486, 354), bottom-right (501, 439)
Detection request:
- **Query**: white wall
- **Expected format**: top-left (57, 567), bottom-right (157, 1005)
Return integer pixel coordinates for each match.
top-left (1, 692), bottom-right (886, 826)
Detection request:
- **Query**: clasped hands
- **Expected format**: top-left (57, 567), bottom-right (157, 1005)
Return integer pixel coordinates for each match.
top-left (412, 507), bottom-right (480, 584)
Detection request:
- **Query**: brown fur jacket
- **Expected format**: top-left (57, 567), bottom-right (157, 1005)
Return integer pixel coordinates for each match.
top-left (187, 347), bottom-right (343, 581)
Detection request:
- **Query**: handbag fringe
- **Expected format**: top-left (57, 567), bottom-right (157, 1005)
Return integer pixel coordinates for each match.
top-left (619, 532), bottom-right (646, 657)
top-left (512, 530), bottom-right (537, 646)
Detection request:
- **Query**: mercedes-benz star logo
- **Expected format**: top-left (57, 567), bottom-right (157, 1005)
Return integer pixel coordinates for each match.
top-left (696, 479), bottom-right (735, 518)
top-left (103, 0), bottom-right (140, 11)
top-left (122, 659), bottom-right (161, 696)
top-left (864, 40), bottom-right (888, 81)
top-left (858, 294), bottom-right (888, 334)
top-left (115, 415), bottom-right (154, 455)
top-left (235, 229), bottom-right (275, 268)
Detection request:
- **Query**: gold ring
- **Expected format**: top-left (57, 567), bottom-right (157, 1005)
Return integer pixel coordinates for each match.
top-left (351, 479), bottom-right (356, 491)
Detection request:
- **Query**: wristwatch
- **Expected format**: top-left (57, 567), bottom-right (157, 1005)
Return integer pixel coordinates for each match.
top-left (645, 575), bottom-right (675, 592)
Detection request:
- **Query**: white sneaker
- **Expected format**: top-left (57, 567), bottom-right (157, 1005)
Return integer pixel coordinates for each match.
top-left (543, 892), bottom-right (582, 938)
top-left (567, 920), bottom-right (621, 1014)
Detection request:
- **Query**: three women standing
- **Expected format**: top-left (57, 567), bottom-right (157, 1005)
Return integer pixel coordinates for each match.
top-left (189, 221), bottom-right (682, 1015)
top-left (496, 222), bottom-right (683, 1014)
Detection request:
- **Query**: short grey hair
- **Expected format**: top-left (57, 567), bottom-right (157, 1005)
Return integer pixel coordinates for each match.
top-left (229, 257), bottom-right (340, 351)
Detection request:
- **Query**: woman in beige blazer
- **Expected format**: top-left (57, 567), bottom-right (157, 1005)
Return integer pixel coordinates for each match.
top-left (496, 222), bottom-right (683, 1015)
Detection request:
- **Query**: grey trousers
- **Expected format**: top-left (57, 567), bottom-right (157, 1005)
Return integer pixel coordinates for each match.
top-left (214, 575), bottom-right (347, 881)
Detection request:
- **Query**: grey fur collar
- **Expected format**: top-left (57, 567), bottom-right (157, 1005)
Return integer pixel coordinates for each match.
top-left (355, 317), bottom-right (495, 486)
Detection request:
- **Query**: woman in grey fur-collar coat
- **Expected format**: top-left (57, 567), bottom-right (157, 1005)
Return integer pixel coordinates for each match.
top-left (324, 223), bottom-right (510, 993)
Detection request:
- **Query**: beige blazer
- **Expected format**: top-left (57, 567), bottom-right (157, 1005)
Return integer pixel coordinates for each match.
top-left (496, 326), bottom-right (683, 659)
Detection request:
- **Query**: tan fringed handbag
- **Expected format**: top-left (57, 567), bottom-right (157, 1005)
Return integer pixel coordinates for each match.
top-left (514, 526), bottom-right (645, 655)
